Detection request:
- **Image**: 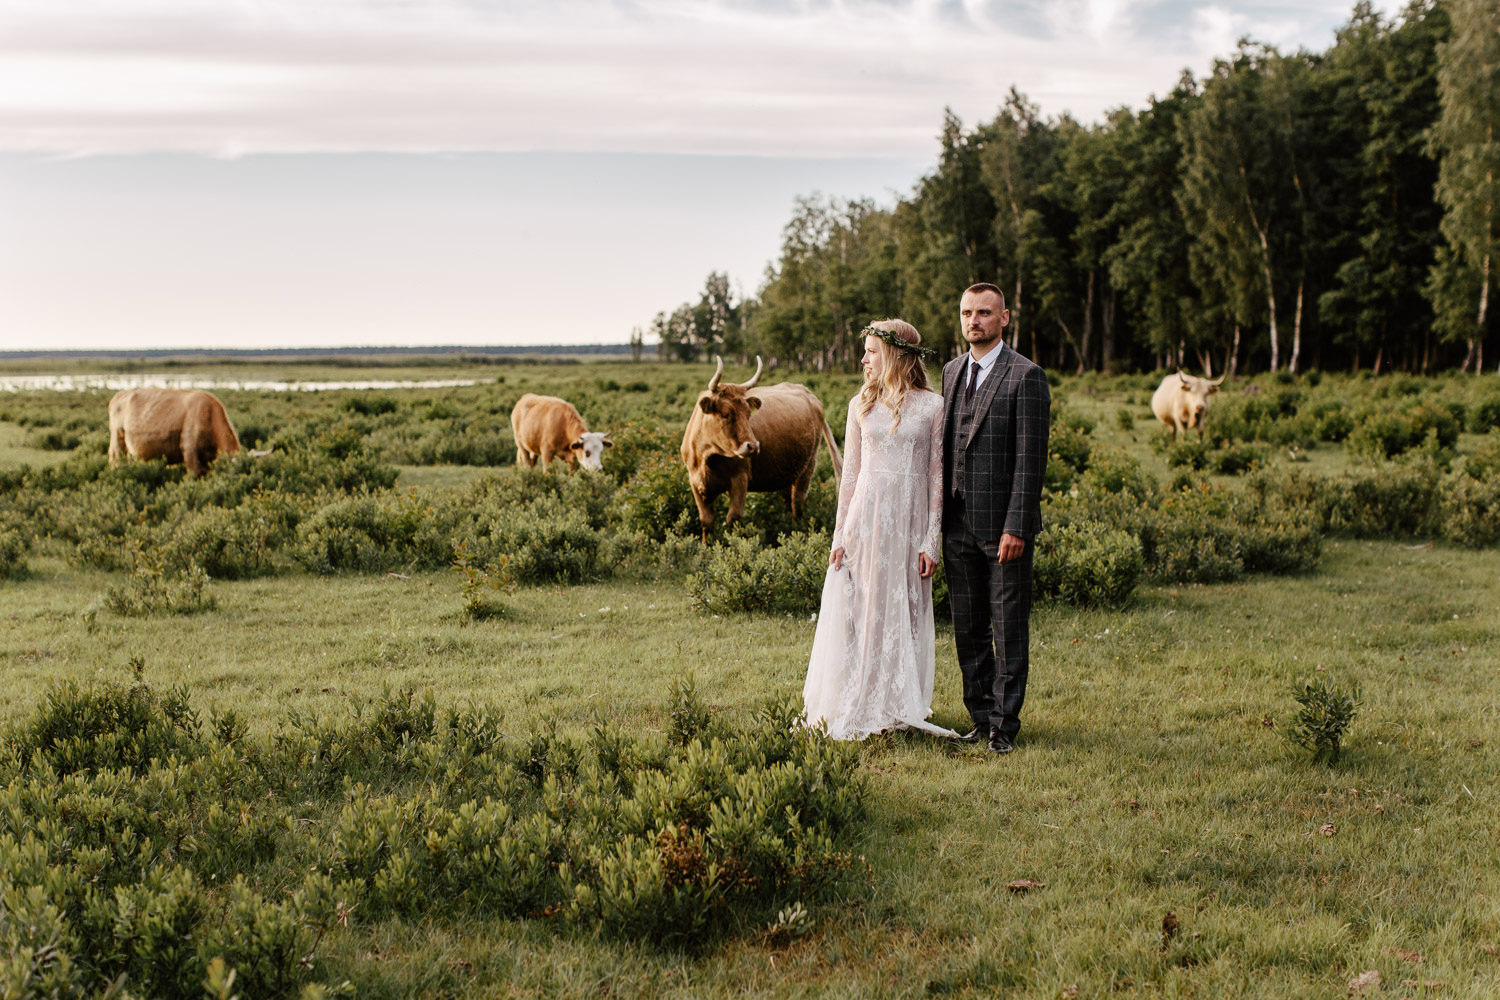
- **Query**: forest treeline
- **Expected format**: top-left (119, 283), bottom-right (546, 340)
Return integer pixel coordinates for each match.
top-left (642, 0), bottom-right (1498, 376)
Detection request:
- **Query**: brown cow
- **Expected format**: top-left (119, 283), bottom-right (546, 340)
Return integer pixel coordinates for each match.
top-left (108, 388), bottom-right (267, 476)
top-left (680, 356), bottom-right (843, 539)
top-left (1151, 371), bottom-right (1225, 440)
top-left (510, 393), bottom-right (612, 471)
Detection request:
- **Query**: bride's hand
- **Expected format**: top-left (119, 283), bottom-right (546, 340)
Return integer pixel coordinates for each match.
top-left (918, 553), bottom-right (936, 578)
top-left (829, 547), bottom-right (845, 570)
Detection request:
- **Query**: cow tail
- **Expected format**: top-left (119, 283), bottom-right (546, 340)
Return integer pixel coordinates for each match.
top-left (820, 417), bottom-right (843, 481)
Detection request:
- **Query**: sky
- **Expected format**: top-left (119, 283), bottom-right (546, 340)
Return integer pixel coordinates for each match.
top-left (0, 0), bottom-right (1395, 351)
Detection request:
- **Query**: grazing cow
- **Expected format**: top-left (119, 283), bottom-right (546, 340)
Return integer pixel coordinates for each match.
top-left (108, 388), bottom-right (268, 476)
top-left (510, 393), bottom-right (612, 471)
top-left (1151, 371), bottom-right (1226, 440)
top-left (680, 356), bottom-right (843, 539)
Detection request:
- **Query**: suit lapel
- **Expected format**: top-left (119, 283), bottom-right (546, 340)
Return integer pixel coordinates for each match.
top-left (964, 344), bottom-right (1010, 449)
top-left (942, 356), bottom-right (963, 438)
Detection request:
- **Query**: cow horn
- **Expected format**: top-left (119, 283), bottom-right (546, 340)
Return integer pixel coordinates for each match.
top-left (249, 447), bottom-right (275, 458)
top-left (1208, 373), bottom-right (1226, 386)
top-left (740, 356), bottom-right (763, 389)
top-left (708, 356), bottom-right (724, 392)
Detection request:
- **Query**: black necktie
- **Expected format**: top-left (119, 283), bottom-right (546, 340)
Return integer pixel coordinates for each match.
top-left (966, 359), bottom-right (980, 400)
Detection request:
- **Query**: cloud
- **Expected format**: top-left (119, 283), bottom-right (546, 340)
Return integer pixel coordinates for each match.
top-left (0, 0), bottom-right (1371, 158)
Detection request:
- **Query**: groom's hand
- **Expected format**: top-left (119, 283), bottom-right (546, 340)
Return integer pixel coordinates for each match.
top-left (998, 533), bottom-right (1026, 564)
top-left (918, 553), bottom-right (936, 578)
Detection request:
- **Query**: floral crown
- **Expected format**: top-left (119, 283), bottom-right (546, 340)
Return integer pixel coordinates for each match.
top-left (862, 324), bottom-right (935, 361)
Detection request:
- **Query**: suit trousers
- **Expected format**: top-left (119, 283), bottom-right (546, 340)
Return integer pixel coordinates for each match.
top-left (942, 501), bottom-right (1034, 742)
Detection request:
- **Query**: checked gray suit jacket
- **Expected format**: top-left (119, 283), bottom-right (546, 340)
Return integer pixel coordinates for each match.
top-left (941, 344), bottom-right (1051, 543)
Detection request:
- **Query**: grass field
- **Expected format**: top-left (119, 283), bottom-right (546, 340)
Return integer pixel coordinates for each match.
top-left (2, 360), bottom-right (1499, 998)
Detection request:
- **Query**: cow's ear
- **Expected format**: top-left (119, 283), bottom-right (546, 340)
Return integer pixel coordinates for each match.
top-left (748, 397), bottom-right (763, 410)
top-left (698, 397), bottom-right (719, 415)
top-left (603, 437), bottom-right (614, 448)
top-left (570, 439), bottom-right (584, 451)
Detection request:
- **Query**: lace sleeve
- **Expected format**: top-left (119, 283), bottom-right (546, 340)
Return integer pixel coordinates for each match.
top-left (922, 393), bottom-right (943, 561)
top-left (831, 397), bottom-right (862, 550)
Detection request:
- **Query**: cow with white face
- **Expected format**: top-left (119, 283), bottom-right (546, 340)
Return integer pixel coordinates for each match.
top-left (680, 356), bottom-right (843, 540)
top-left (1151, 371), bottom-right (1226, 440)
top-left (510, 394), bottom-right (612, 471)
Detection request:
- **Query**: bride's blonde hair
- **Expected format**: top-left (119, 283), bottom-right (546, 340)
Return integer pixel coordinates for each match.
top-left (857, 319), bottom-right (930, 433)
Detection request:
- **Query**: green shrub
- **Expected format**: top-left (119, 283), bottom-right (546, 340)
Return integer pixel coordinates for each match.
top-left (618, 452), bottom-right (699, 542)
top-left (1437, 471), bottom-right (1500, 548)
top-left (1471, 396), bottom-right (1500, 433)
top-left (1324, 459), bottom-right (1442, 538)
top-left (5, 674), bottom-right (205, 775)
top-left (688, 530), bottom-right (830, 615)
top-left (343, 394), bottom-right (398, 416)
top-left (0, 524), bottom-right (29, 580)
top-left (1034, 521), bottom-right (1143, 608)
top-left (1163, 439), bottom-right (1209, 470)
top-left (1046, 420), bottom-right (1092, 493)
top-left (0, 676), bottom-right (865, 967)
top-left (1210, 441), bottom-right (1266, 476)
top-left (601, 421), bottom-right (679, 483)
top-left (1312, 402), bottom-right (1354, 442)
top-left (1348, 403), bottom-right (1460, 462)
top-left (1115, 408), bottom-right (1135, 432)
top-left (293, 491), bottom-right (456, 573)
top-left (25, 427), bottom-right (82, 450)
top-left (1462, 440), bottom-right (1500, 481)
top-left (1281, 678), bottom-right (1359, 765)
top-left (155, 491), bottom-right (303, 579)
top-left (103, 560), bottom-right (217, 617)
top-left (489, 499), bottom-right (606, 585)
top-left (1232, 511), bottom-right (1324, 575)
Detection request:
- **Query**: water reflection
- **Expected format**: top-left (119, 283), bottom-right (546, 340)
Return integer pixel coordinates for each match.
top-left (0, 375), bottom-right (492, 393)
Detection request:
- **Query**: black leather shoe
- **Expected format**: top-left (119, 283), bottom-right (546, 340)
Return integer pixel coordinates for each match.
top-left (987, 730), bottom-right (1014, 755)
top-left (954, 727), bottom-right (981, 743)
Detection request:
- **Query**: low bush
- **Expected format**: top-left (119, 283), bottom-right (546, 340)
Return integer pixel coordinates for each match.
top-left (1281, 678), bottom-right (1359, 765)
top-left (102, 558), bottom-right (217, 617)
top-left (1045, 418), bottom-right (1093, 493)
top-left (0, 677), bottom-right (865, 993)
top-left (1471, 396), bottom-right (1500, 433)
top-left (688, 530), bottom-right (830, 615)
top-left (1324, 459), bottom-right (1442, 538)
top-left (293, 491), bottom-right (456, 573)
top-left (1034, 521), bottom-right (1143, 608)
top-left (617, 452), bottom-right (699, 542)
top-left (1145, 492), bottom-right (1245, 584)
top-left (485, 497), bottom-right (607, 586)
top-left (1347, 403), bottom-right (1460, 462)
top-left (599, 420), bottom-right (679, 483)
top-left (1436, 470), bottom-right (1500, 548)
top-left (155, 490), bottom-right (304, 579)
top-left (0, 523), bottom-right (29, 580)
top-left (1210, 441), bottom-right (1266, 476)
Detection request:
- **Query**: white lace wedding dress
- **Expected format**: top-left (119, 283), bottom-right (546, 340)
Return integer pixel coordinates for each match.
top-left (803, 390), bottom-right (957, 740)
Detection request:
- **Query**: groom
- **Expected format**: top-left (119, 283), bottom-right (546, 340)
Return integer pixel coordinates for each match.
top-left (941, 282), bottom-right (1050, 755)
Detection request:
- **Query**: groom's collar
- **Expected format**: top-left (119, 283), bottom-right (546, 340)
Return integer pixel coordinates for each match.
top-left (967, 341), bottom-right (1006, 372)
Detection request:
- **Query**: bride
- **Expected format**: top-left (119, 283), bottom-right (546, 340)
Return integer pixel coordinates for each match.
top-left (803, 319), bottom-right (957, 740)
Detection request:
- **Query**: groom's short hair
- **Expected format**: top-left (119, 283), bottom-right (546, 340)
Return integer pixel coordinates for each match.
top-left (964, 282), bottom-right (1007, 312)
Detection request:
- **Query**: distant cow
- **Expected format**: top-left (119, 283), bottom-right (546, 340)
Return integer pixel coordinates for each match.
top-left (108, 388), bottom-right (267, 476)
top-left (510, 394), bottom-right (612, 471)
top-left (680, 356), bottom-right (843, 539)
top-left (1151, 371), bottom-right (1226, 440)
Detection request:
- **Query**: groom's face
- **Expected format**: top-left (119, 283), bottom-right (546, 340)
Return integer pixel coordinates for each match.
top-left (960, 289), bottom-right (1008, 351)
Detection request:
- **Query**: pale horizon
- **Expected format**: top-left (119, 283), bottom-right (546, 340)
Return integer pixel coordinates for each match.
top-left (0, 0), bottom-right (1398, 352)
